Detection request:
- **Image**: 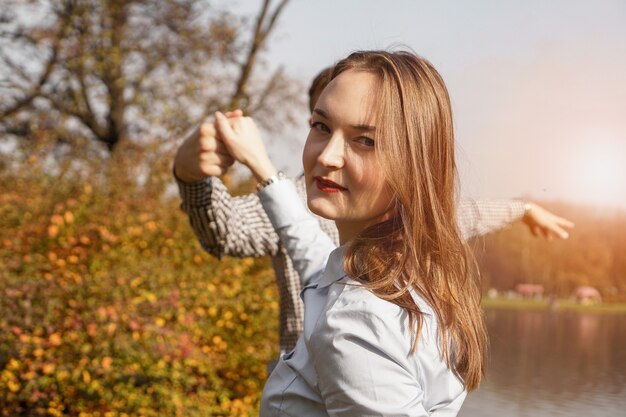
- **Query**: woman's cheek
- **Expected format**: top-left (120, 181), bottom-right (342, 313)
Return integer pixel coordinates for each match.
top-left (302, 137), bottom-right (316, 174)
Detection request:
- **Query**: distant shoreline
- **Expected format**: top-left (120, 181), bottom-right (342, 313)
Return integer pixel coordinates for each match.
top-left (482, 298), bottom-right (626, 313)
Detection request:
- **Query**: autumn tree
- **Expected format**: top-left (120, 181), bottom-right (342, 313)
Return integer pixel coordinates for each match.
top-left (0, 0), bottom-right (298, 170)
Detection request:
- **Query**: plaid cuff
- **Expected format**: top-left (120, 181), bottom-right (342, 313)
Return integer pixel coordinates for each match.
top-left (174, 168), bottom-right (214, 207)
top-left (510, 199), bottom-right (526, 221)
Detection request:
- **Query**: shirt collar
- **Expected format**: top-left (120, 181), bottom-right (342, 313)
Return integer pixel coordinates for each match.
top-left (317, 245), bottom-right (349, 289)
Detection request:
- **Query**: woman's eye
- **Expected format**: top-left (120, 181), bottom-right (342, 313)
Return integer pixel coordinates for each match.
top-left (356, 136), bottom-right (375, 148)
top-left (310, 121), bottom-right (330, 133)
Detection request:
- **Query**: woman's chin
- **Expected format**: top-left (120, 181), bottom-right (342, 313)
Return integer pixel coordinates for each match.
top-left (306, 198), bottom-right (339, 221)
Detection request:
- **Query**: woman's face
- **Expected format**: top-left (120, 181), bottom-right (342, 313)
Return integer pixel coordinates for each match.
top-left (303, 69), bottom-right (394, 243)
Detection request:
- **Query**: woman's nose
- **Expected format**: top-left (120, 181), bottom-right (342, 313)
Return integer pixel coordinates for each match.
top-left (317, 134), bottom-right (345, 168)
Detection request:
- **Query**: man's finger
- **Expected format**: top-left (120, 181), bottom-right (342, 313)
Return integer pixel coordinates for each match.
top-left (531, 225), bottom-right (540, 237)
top-left (199, 134), bottom-right (217, 152)
top-left (199, 122), bottom-right (215, 138)
top-left (553, 225), bottom-right (569, 240)
top-left (557, 217), bottom-right (575, 229)
top-left (200, 151), bottom-right (234, 167)
top-left (201, 163), bottom-right (228, 177)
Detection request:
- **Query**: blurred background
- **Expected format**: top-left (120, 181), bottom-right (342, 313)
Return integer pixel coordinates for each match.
top-left (1, 0), bottom-right (624, 415)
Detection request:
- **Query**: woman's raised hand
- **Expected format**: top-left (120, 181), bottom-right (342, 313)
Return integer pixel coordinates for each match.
top-left (214, 111), bottom-right (278, 182)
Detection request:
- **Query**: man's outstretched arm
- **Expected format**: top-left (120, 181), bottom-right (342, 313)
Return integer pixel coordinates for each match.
top-left (458, 199), bottom-right (574, 241)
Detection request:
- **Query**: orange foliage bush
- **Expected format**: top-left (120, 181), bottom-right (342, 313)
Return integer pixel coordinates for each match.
top-left (0, 166), bottom-right (278, 416)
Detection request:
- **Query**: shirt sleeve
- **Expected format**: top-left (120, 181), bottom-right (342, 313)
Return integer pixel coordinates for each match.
top-left (176, 174), bottom-right (280, 258)
top-left (258, 179), bottom-right (336, 287)
top-left (457, 199), bottom-right (525, 241)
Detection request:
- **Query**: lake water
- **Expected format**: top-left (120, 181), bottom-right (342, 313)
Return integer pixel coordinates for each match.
top-left (459, 308), bottom-right (626, 417)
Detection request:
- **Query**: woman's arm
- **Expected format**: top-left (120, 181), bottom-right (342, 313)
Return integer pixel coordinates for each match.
top-left (258, 179), bottom-right (336, 286)
top-left (214, 112), bottom-right (336, 285)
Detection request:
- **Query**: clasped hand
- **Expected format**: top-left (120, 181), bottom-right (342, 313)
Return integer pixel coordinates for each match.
top-left (174, 110), bottom-right (277, 184)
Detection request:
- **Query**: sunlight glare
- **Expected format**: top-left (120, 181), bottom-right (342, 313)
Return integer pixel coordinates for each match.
top-left (577, 144), bottom-right (626, 207)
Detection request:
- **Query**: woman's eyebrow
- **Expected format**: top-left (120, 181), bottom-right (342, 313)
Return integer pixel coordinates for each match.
top-left (352, 123), bottom-right (376, 132)
top-left (313, 108), bottom-right (329, 119)
top-left (313, 108), bottom-right (376, 131)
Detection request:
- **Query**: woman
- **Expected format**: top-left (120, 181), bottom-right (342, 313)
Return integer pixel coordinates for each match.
top-left (214, 50), bottom-right (486, 416)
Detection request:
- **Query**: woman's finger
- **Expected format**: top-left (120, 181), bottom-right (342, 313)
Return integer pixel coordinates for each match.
top-left (224, 109), bottom-right (244, 118)
top-left (214, 111), bottom-right (237, 144)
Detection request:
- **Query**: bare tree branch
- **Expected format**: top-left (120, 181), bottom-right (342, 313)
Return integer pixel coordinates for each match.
top-left (228, 0), bottom-right (291, 111)
top-left (248, 65), bottom-right (284, 114)
top-left (0, 50), bottom-right (57, 119)
top-left (262, 0), bottom-right (290, 37)
top-left (0, 0), bottom-right (74, 119)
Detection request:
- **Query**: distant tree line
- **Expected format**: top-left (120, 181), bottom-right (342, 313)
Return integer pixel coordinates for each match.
top-left (475, 202), bottom-right (626, 302)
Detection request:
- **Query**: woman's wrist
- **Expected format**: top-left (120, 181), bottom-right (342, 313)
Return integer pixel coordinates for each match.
top-left (249, 157), bottom-right (278, 183)
top-left (256, 171), bottom-right (286, 191)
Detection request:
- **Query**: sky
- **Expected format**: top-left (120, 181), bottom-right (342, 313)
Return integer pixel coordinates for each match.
top-left (227, 0), bottom-right (626, 209)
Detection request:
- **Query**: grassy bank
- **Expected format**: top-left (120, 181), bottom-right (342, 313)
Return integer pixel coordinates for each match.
top-left (482, 297), bottom-right (626, 313)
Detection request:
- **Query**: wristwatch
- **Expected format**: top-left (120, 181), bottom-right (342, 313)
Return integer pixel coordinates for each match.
top-left (256, 171), bottom-right (286, 191)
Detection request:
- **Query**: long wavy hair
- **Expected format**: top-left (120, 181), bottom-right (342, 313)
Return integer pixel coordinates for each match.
top-left (334, 51), bottom-right (487, 391)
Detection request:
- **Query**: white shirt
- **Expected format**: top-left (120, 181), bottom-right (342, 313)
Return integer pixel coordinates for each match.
top-left (258, 179), bottom-right (466, 416)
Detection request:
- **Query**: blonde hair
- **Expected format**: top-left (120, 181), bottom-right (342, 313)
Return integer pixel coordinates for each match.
top-left (334, 51), bottom-right (487, 391)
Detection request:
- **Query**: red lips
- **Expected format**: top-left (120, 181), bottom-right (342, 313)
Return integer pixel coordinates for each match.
top-left (314, 176), bottom-right (347, 193)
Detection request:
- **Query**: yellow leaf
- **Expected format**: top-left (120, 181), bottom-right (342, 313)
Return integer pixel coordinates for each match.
top-left (47, 225), bottom-right (59, 238)
top-left (48, 333), bottom-right (62, 347)
top-left (50, 214), bottom-right (64, 226)
top-left (7, 380), bottom-right (20, 393)
top-left (101, 356), bottom-right (112, 370)
top-left (7, 359), bottom-right (20, 370)
top-left (42, 363), bottom-right (55, 375)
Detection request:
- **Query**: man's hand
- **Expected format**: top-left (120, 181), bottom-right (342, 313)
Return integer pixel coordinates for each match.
top-left (173, 111), bottom-right (242, 183)
top-left (522, 203), bottom-right (575, 240)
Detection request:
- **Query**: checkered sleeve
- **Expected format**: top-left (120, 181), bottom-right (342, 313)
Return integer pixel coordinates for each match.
top-left (458, 199), bottom-right (526, 241)
top-left (176, 175), bottom-right (280, 258)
